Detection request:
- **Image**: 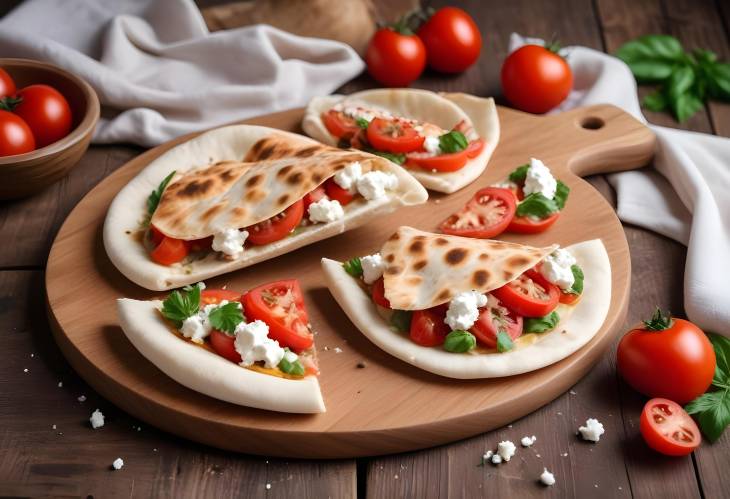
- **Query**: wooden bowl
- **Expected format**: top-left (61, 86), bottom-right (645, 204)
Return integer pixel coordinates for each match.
top-left (0, 58), bottom-right (100, 199)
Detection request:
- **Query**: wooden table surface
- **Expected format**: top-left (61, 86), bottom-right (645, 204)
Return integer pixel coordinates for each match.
top-left (1, 0), bottom-right (729, 497)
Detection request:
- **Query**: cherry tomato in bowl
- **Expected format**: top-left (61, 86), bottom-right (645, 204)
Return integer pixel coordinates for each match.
top-left (0, 110), bottom-right (35, 156)
top-left (439, 187), bottom-right (516, 238)
top-left (366, 27), bottom-right (426, 87)
top-left (13, 84), bottom-right (73, 148)
top-left (0, 67), bottom-right (16, 98)
top-left (640, 398), bottom-right (701, 456)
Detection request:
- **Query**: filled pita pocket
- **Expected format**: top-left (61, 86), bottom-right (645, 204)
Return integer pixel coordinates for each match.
top-left (322, 227), bottom-right (611, 379)
top-left (302, 89), bottom-right (500, 193)
top-left (104, 125), bottom-right (427, 291)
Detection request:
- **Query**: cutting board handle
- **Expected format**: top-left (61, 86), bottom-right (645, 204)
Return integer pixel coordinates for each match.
top-left (542, 104), bottom-right (656, 177)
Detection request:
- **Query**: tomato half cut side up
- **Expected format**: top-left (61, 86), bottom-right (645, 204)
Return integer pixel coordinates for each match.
top-left (640, 398), bottom-right (701, 456)
top-left (209, 330), bottom-right (242, 363)
top-left (241, 279), bottom-right (313, 352)
top-left (470, 296), bottom-right (524, 348)
top-left (406, 148), bottom-right (468, 172)
top-left (371, 277), bottom-right (391, 308)
top-left (322, 110), bottom-right (360, 139)
top-left (507, 212), bottom-right (560, 234)
top-left (410, 306), bottom-right (450, 347)
top-left (247, 199), bottom-right (304, 245)
top-left (151, 236), bottom-right (189, 265)
top-left (367, 117), bottom-right (424, 153)
top-left (439, 187), bottom-right (516, 239)
top-left (492, 269), bottom-right (559, 318)
top-left (324, 178), bottom-right (355, 206)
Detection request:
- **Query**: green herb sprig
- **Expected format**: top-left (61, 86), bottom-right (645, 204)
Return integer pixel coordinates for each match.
top-left (496, 331), bottom-right (514, 352)
top-left (278, 349), bottom-right (306, 376)
top-left (208, 302), bottom-right (245, 334)
top-left (567, 265), bottom-right (584, 295)
top-left (343, 257), bottom-right (363, 278)
top-left (147, 170), bottom-right (176, 217)
top-left (685, 334), bottom-right (730, 441)
top-left (438, 131), bottom-right (468, 154)
top-left (524, 311), bottom-right (560, 334)
top-left (161, 285), bottom-right (201, 327)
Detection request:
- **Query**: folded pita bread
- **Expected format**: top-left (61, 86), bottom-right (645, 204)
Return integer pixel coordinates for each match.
top-left (104, 125), bottom-right (427, 291)
top-left (302, 89), bottom-right (500, 193)
top-left (118, 298), bottom-right (325, 413)
top-left (322, 234), bottom-right (611, 379)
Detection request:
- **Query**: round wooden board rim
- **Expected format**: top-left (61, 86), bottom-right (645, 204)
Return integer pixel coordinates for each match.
top-left (46, 104), bottom-right (654, 458)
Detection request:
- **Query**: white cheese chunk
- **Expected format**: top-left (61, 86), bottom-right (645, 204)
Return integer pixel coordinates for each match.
top-left (212, 228), bottom-right (248, 259)
top-left (308, 198), bottom-right (344, 223)
top-left (491, 454), bottom-right (502, 464)
top-left (497, 440), bottom-right (517, 462)
top-left (89, 409), bottom-right (105, 429)
top-left (283, 350), bottom-right (299, 363)
top-left (356, 171), bottom-right (398, 200)
top-left (361, 253), bottom-right (385, 284)
top-left (540, 468), bottom-right (556, 486)
top-left (234, 320), bottom-right (285, 368)
top-left (540, 248), bottom-right (577, 290)
top-left (179, 300), bottom-right (236, 344)
top-left (423, 135), bottom-right (441, 155)
top-left (333, 161), bottom-right (362, 192)
top-left (444, 291), bottom-right (488, 331)
top-left (112, 458), bottom-right (124, 470)
top-left (579, 418), bottom-right (605, 442)
top-left (523, 157), bottom-right (557, 199)
top-left (521, 435), bottom-right (537, 447)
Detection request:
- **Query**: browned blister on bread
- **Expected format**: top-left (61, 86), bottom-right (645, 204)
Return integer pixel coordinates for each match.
top-left (380, 226), bottom-right (558, 310)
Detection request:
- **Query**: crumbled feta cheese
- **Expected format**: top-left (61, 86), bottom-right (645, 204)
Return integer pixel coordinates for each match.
top-left (356, 171), bottom-right (398, 200)
top-left (497, 440), bottom-right (517, 462)
top-left (195, 281), bottom-right (206, 290)
top-left (179, 300), bottom-right (232, 344)
top-left (58, 381), bottom-right (63, 387)
top-left (521, 435), bottom-right (537, 447)
top-left (89, 409), bottom-right (105, 429)
top-left (523, 158), bottom-right (557, 199)
top-left (444, 291), bottom-right (488, 331)
top-left (540, 248), bottom-right (577, 290)
top-left (283, 350), bottom-right (298, 363)
top-left (112, 457), bottom-right (124, 470)
top-left (212, 228), bottom-right (248, 259)
top-left (308, 198), bottom-right (344, 223)
top-left (333, 161), bottom-right (362, 192)
top-left (334, 347), bottom-right (343, 353)
top-left (492, 181), bottom-right (517, 190)
top-left (361, 253), bottom-right (385, 284)
top-left (491, 454), bottom-right (502, 464)
top-left (483, 450), bottom-right (494, 461)
top-left (423, 135), bottom-right (441, 155)
top-left (77, 395), bottom-right (86, 402)
top-left (265, 483), bottom-right (271, 490)
top-left (234, 320), bottom-right (285, 368)
top-left (579, 418), bottom-right (605, 442)
top-left (540, 468), bottom-right (556, 486)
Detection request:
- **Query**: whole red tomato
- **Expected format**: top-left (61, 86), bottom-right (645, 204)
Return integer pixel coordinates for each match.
top-left (13, 84), bottom-right (72, 148)
top-left (501, 44), bottom-right (573, 113)
top-left (0, 68), bottom-right (16, 98)
top-left (0, 110), bottom-right (35, 156)
top-left (617, 309), bottom-right (715, 404)
top-left (417, 7), bottom-right (481, 73)
top-left (366, 28), bottom-right (426, 87)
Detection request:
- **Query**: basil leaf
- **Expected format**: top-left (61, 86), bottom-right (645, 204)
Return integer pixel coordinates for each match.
top-left (207, 302), bottom-right (244, 334)
top-left (624, 61), bottom-right (676, 82)
top-left (516, 193), bottom-right (559, 218)
top-left (438, 131), bottom-right (468, 154)
top-left (444, 330), bottom-right (476, 353)
top-left (707, 63), bottom-right (730, 99)
top-left (709, 333), bottom-right (730, 386)
top-left (496, 331), bottom-right (514, 353)
top-left (524, 311), bottom-right (560, 334)
top-left (616, 35), bottom-right (685, 82)
top-left (343, 257), bottom-right (363, 278)
top-left (569, 265), bottom-right (584, 295)
top-left (667, 65), bottom-right (695, 102)
top-left (642, 90), bottom-right (669, 112)
top-left (390, 310), bottom-right (413, 333)
top-left (278, 351), bottom-right (306, 376)
top-left (355, 117), bottom-right (369, 129)
top-left (508, 164), bottom-right (530, 183)
top-left (161, 285), bottom-right (200, 327)
top-left (672, 92), bottom-right (704, 123)
top-left (147, 170), bottom-right (176, 216)
top-left (553, 180), bottom-right (570, 210)
top-left (371, 150), bottom-right (406, 165)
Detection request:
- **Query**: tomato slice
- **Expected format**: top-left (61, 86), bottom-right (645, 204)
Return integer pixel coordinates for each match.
top-left (439, 187), bottom-right (516, 238)
top-left (492, 269), bottom-right (559, 318)
top-left (302, 185), bottom-right (326, 213)
top-left (405, 149), bottom-right (468, 172)
top-left (371, 277), bottom-right (391, 308)
top-left (209, 329), bottom-right (242, 363)
top-left (324, 178), bottom-right (355, 206)
top-left (188, 236), bottom-right (213, 253)
top-left (506, 212), bottom-right (560, 234)
top-left (367, 117), bottom-right (424, 153)
top-left (640, 398), bottom-right (701, 456)
top-left (151, 236), bottom-right (189, 265)
top-left (201, 289), bottom-right (242, 305)
top-left (559, 290), bottom-right (581, 305)
top-left (470, 296), bottom-right (524, 348)
top-left (322, 110), bottom-right (360, 139)
top-left (247, 199), bottom-right (304, 245)
top-left (465, 138), bottom-right (485, 158)
top-left (410, 306), bottom-right (450, 347)
top-left (149, 225), bottom-right (165, 246)
top-left (241, 279), bottom-right (313, 352)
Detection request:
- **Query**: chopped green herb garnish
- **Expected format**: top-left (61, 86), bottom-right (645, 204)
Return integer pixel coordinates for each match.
top-left (355, 117), bottom-right (370, 129)
top-left (516, 193), bottom-right (560, 218)
top-left (147, 170), bottom-right (176, 217)
top-left (390, 310), bottom-right (413, 333)
top-left (444, 330), bottom-right (477, 353)
top-left (161, 285), bottom-right (200, 327)
top-left (438, 130), bottom-right (468, 153)
top-left (524, 311), bottom-right (560, 334)
top-left (508, 164), bottom-right (530, 183)
top-left (496, 331), bottom-right (514, 352)
top-left (208, 302), bottom-right (245, 334)
top-left (343, 257), bottom-right (363, 278)
top-left (278, 349), bottom-right (306, 376)
top-left (370, 150), bottom-right (406, 165)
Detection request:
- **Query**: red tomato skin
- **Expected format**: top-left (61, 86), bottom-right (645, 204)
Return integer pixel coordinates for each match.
top-left (410, 307), bottom-right (450, 347)
top-left (302, 185), bottom-right (327, 213)
top-left (501, 45), bottom-right (573, 114)
top-left (366, 28), bottom-right (426, 87)
top-left (0, 68), bottom-right (16, 98)
top-left (417, 7), bottom-right (482, 73)
top-left (366, 118), bottom-right (424, 153)
top-left (405, 149), bottom-right (468, 172)
top-left (492, 271), bottom-right (559, 318)
top-left (150, 236), bottom-right (189, 265)
top-left (322, 110), bottom-right (360, 139)
top-left (247, 199), bottom-right (304, 245)
top-left (506, 212), bottom-right (560, 234)
top-left (201, 289), bottom-right (242, 305)
top-left (0, 110), bottom-right (35, 156)
top-left (640, 398), bottom-right (701, 456)
top-left (439, 187), bottom-right (516, 239)
top-left (470, 303), bottom-right (524, 348)
top-left (559, 290), bottom-right (581, 305)
top-left (465, 138), bottom-right (485, 158)
top-left (371, 277), bottom-right (391, 308)
top-left (617, 319), bottom-right (715, 404)
top-left (324, 178), bottom-right (355, 206)
top-left (209, 330), bottom-right (242, 364)
top-left (14, 84), bottom-right (73, 148)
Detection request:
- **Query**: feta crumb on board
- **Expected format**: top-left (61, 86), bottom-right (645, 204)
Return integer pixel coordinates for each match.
top-left (540, 248), bottom-right (577, 290)
top-left (540, 468), bottom-right (556, 486)
top-left (523, 158), bottom-right (557, 199)
top-left (491, 454), bottom-right (502, 464)
top-left (520, 435), bottom-right (537, 447)
top-left (234, 320), bottom-right (285, 368)
top-left (89, 409), bottom-right (105, 429)
top-left (445, 291), bottom-right (488, 331)
top-left (497, 440), bottom-right (517, 462)
top-left (77, 395), bottom-right (86, 402)
top-left (112, 457), bottom-right (124, 470)
top-left (361, 253), bottom-right (385, 284)
top-left (579, 418), bottom-right (605, 442)
top-left (212, 228), bottom-right (248, 259)
top-left (308, 198), bottom-right (344, 223)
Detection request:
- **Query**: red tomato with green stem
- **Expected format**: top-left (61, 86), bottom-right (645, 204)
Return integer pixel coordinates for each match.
top-left (247, 199), bottom-right (304, 245)
top-left (640, 398), bottom-right (701, 456)
top-left (366, 27), bottom-right (426, 87)
top-left (439, 187), bottom-right (516, 238)
top-left (11, 84), bottom-right (72, 148)
top-left (417, 7), bottom-right (482, 73)
top-left (0, 68), bottom-right (16, 98)
top-left (0, 110), bottom-right (35, 156)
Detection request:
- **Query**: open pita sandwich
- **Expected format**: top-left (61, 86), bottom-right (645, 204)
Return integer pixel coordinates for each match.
top-left (322, 226), bottom-right (611, 379)
top-left (303, 89), bottom-right (500, 193)
top-left (104, 125), bottom-right (427, 291)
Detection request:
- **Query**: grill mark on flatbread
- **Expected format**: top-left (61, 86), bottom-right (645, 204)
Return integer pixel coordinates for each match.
top-left (287, 172), bottom-right (303, 186)
top-left (445, 248), bottom-right (468, 265)
top-left (435, 237), bottom-right (449, 246)
top-left (277, 165), bottom-right (294, 178)
top-left (277, 194), bottom-right (290, 206)
top-left (437, 289), bottom-right (451, 301)
top-left (246, 189), bottom-right (266, 202)
top-left (473, 270), bottom-right (489, 287)
top-left (179, 179), bottom-right (214, 197)
top-left (294, 145), bottom-right (322, 157)
top-left (202, 204), bottom-right (225, 221)
top-left (409, 240), bottom-right (424, 254)
top-left (507, 255), bottom-right (530, 269)
top-left (385, 254), bottom-right (395, 263)
top-left (386, 266), bottom-right (402, 275)
top-left (413, 260), bottom-right (427, 270)
top-left (246, 174), bottom-right (263, 187)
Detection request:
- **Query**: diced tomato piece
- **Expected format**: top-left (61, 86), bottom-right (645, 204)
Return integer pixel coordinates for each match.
top-left (247, 199), bottom-right (304, 245)
top-left (151, 236), bottom-right (189, 265)
top-left (324, 178), bottom-right (355, 206)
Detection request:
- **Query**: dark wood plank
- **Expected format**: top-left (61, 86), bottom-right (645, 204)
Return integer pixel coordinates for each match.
top-left (0, 270), bottom-right (356, 497)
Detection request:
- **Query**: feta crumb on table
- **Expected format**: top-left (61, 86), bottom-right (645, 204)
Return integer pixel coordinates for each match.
top-left (579, 418), bottom-right (605, 442)
top-left (521, 435), bottom-right (537, 447)
top-left (89, 409), bottom-right (105, 429)
top-left (491, 454), bottom-right (502, 464)
top-left (112, 457), bottom-right (124, 470)
top-left (540, 468), bottom-right (556, 486)
top-left (77, 395), bottom-right (86, 402)
top-left (497, 440), bottom-right (517, 461)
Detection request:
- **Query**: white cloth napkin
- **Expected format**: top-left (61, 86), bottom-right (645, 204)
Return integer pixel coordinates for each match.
top-left (0, 0), bottom-right (364, 147)
top-left (510, 34), bottom-right (730, 336)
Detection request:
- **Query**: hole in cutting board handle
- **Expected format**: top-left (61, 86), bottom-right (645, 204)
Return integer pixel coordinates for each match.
top-left (579, 116), bottom-right (605, 130)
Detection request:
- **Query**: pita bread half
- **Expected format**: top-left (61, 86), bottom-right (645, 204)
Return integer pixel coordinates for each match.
top-left (103, 125), bottom-right (427, 291)
top-left (322, 239), bottom-right (611, 379)
top-left (381, 226), bottom-right (557, 310)
top-left (302, 89), bottom-right (500, 193)
top-left (117, 298), bottom-right (325, 413)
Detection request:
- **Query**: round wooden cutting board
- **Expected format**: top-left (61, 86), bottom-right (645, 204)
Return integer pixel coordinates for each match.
top-left (46, 103), bottom-right (654, 458)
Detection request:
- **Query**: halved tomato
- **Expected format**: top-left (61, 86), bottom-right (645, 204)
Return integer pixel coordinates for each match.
top-left (201, 289), bottom-right (242, 305)
top-left (470, 296), bottom-right (523, 348)
top-left (465, 138), bottom-right (485, 158)
top-left (439, 187), bottom-right (516, 239)
top-left (506, 212), bottom-right (560, 234)
top-left (151, 236), bottom-right (189, 265)
top-left (405, 148), bottom-right (468, 172)
top-left (410, 306), bottom-right (450, 347)
top-left (302, 185), bottom-right (327, 213)
top-left (492, 269), bottom-right (559, 318)
top-left (209, 329), bottom-right (242, 363)
top-left (324, 178), bottom-right (355, 206)
top-left (247, 199), bottom-right (304, 245)
top-left (640, 398), bottom-right (701, 456)
top-left (367, 117), bottom-right (424, 153)
top-left (241, 279), bottom-right (313, 352)
top-left (371, 277), bottom-right (391, 308)
top-left (149, 225), bottom-right (165, 246)
top-left (322, 110), bottom-right (360, 139)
